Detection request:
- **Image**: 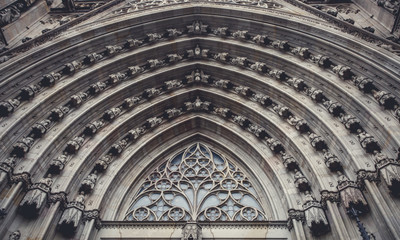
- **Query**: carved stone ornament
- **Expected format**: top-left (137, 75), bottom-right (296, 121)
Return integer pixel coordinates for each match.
top-left (322, 150), bottom-right (342, 172)
top-left (19, 176), bottom-right (53, 218)
top-left (312, 55), bottom-right (331, 68)
top-left (70, 92), bottom-right (88, 107)
top-left (287, 209), bottom-right (305, 230)
top-left (372, 90), bottom-right (397, 110)
top-left (167, 53), bottom-right (183, 63)
top-left (128, 127), bottom-right (145, 141)
top-left (185, 69), bottom-right (209, 84)
top-left (58, 193), bottom-right (85, 236)
top-left (165, 108), bottom-right (182, 119)
top-left (145, 117), bottom-right (162, 129)
top-left (103, 107), bottom-right (122, 121)
top-left (213, 107), bottom-right (232, 118)
top-left (272, 40), bottom-right (290, 51)
top-left (252, 35), bottom-right (270, 45)
top-left (19, 84), bottom-right (41, 101)
top-left (109, 139), bottom-right (128, 156)
top-left (356, 130), bottom-right (380, 153)
top-left (266, 138), bottom-right (284, 154)
top-left (83, 52), bottom-right (103, 64)
top-left (250, 93), bottom-right (272, 106)
top-left (269, 69), bottom-right (287, 81)
top-left (167, 28), bottom-right (182, 38)
top-left (233, 115), bottom-right (250, 128)
top-left (332, 65), bottom-right (352, 80)
top-left (273, 105), bottom-right (291, 119)
top-left (308, 133), bottom-right (327, 151)
top-left (65, 136), bottom-right (85, 154)
top-left (147, 59), bottom-right (164, 69)
top-left (337, 173), bottom-right (369, 214)
top-left (291, 47), bottom-right (310, 59)
top-left (30, 119), bottom-right (52, 139)
top-left (80, 172), bottom-right (98, 194)
top-left (294, 169), bottom-right (311, 192)
top-left (247, 124), bottom-right (267, 139)
top-left (181, 222), bottom-right (202, 240)
top-left (287, 116), bottom-right (309, 133)
top-left (88, 82), bottom-right (107, 95)
top-left (320, 190), bottom-right (340, 209)
top-left (105, 45), bottom-right (122, 55)
top-left (0, 99), bottom-right (20, 117)
top-left (213, 27), bottom-right (229, 36)
top-left (306, 87), bottom-right (324, 102)
top-left (184, 97), bottom-right (211, 112)
top-left (84, 120), bottom-right (105, 136)
top-left (323, 100), bottom-right (343, 117)
top-left (146, 33), bottom-right (162, 43)
top-left (353, 77), bottom-right (374, 93)
top-left (231, 57), bottom-right (248, 67)
top-left (63, 60), bottom-right (82, 74)
top-left (108, 72), bottom-right (126, 85)
top-left (249, 61), bottom-right (268, 73)
top-left (213, 52), bottom-right (230, 62)
top-left (165, 79), bottom-right (183, 90)
top-left (50, 106), bottom-right (70, 121)
top-left (8, 230), bottom-right (21, 240)
top-left (339, 114), bottom-right (361, 133)
top-left (127, 65), bottom-right (143, 76)
top-left (12, 137), bottom-right (34, 157)
top-left (287, 78), bottom-right (306, 91)
top-left (0, 157), bottom-right (17, 173)
top-left (94, 155), bottom-right (113, 173)
top-left (302, 192), bottom-right (330, 236)
top-left (374, 152), bottom-right (400, 196)
top-left (214, 79), bottom-right (232, 89)
top-left (40, 72), bottom-right (61, 87)
top-left (281, 153), bottom-right (299, 171)
top-left (123, 96), bottom-right (141, 109)
top-left (49, 154), bottom-right (68, 174)
top-left (232, 30), bottom-right (248, 40)
top-left (187, 21), bottom-right (208, 34)
top-left (234, 85), bottom-right (251, 96)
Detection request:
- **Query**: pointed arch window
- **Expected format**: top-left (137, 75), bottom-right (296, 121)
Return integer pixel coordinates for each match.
top-left (125, 143), bottom-right (266, 221)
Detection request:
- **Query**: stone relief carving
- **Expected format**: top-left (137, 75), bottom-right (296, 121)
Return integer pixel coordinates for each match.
top-left (187, 21), bottom-right (208, 35)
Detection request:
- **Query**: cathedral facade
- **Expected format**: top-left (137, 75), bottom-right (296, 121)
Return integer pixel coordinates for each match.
top-left (1, 0), bottom-right (400, 239)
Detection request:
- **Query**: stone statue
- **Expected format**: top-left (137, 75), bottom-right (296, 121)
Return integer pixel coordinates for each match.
top-left (294, 169), bottom-right (310, 192)
top-left (80, 172), bottom-right (98, 194)
top-left (8, 230), bottom-right (21, 240)
top-left (187, 21), bottom-right (208, 34)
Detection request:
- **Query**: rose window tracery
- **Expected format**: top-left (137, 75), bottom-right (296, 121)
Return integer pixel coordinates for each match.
top-left (125, 143), bottom-right (266, 221)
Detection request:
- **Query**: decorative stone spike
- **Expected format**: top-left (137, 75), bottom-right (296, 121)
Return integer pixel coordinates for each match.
top-left (374, 152), bottom-right (400, 196)
top-left (0, 99), bottom-right (20, 117)
top-left (187, 21), bottom-right (208, 34)
top-left (294, 169), bottom-right (311, 192)
top-left (58, 193), bottom-right (85, 236)
top-left (79, 172), bottom-right (98, 194)
top-left (83, 120), bottom-right (105, 136)
top-left (323, 150), bottom-right (342, 172)
top-left (49, 106), bottom-right (69, 121)
top-left (109, 139), bottom-right (128, 156)
top-left (357, 130), bottom-right (380, 153)
top-left (94, 155), bottom-right (113, 173)
top-left (103, 107), bottom-right (122, 121)
top-left (281, 153), bottom-right (299, 171)
top-left (250, 62), bottom-right (268, 73)
top-left (30, 119), bottom-right (51, 139)
top-left (40, 72), bottom-right (61, 87)
top-left (266, 138), bottom-right (284, 154)
top-left (69, 92), bottom-right (88, 107)
top-left (65, 136), bottom-right (85, 154)
top-left (308, 133), bottom-right (327, 151)
top-left (373, 90), bottom-right (397, 110)
top-left (339, 114), bottom-right (362, 133)
top-left (88, 82), bottom-right (107, 96)
top-left (337, 173), bottom-right (369, 214)
top-left (19, 85), bottom-right (41, 101)
top-left (19, 175), bottom-right (53, 218)
top-left (303, 192), bottom-right (330, 236)
top-left (49, 155), bottom-right (68, 174)
top-left (332, 65), bottom-right (352, 80)
top-left (323, 100), bottom-right (344, 117)
top-left (12, 137), bottom-right (34, 157)
top-left (233, 115), bottom-right (251, 128)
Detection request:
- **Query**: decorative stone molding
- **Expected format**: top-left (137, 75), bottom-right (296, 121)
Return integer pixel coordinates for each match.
top-left (287, 209), bottom-right (305, 230)
top-left (320, 190), bottom-right (340, 209)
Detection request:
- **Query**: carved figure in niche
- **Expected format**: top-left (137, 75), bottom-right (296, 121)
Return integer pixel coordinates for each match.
top-left (187, 21), bottom-right (208, 34)
top-left (146, 33), bottom-right (162, 43)
top-left (294, 169), bottom-right (310, 192)
top-left (63, 61), bottom-right (82, 74)
top-left (356, 129), bottom-right (380, 153)
top-left (88, 82), bottom-right (107, 96)
top-left (311, 55), bottom-right (331, 68)
top-left (323, 100), bottom-right (343, 117)
top-left (165, 108), bottom-right (182, 119)
top-left (332, 65), bottom-right (352, 80)
top-left (12, 137), bottom-right (34, 157)
top-left (287, 116), bottom-right (309, 133)
top-left (50, 106), bottom-right (70, 121)
top-left (142, 88), bottom-right (161, 99)
top-left (273, 105), bottom-right (291, 119)
top-left (49, 155), bottom-right (68, 174)
top-left (128, 127), bottom-right (145, 140)
top-left (352, 77), bottom-right (374, 93)
top-left (127, 65), bottom-right (143, 76)
top-left (19, 175), bottom-right (53, 218)
top-left (0, 99), bottom-right (20, 117)
top-left (167, 28), bottom-right (182, 38)
top-left (302, 192), bottom-right (330, 236)
top-left (339, 114), bottom-right (361, 133)
top-left (250, 61), bottom-right (268, 73)
top-left (80, 172), bottom-right (98, 194)
top-left (58, 193), bottom-right (85, 236)
top-left (9, 230), bottom-right (21, 240)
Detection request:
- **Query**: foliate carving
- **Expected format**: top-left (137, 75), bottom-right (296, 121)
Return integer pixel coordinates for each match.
top-left (123, 96), bottom-right (141, 109)
top-left (287, 209), bottom-right (305, 230)
top-left (308, 133), bottom-right (327, 151)
top-left (250, 62), bottom-right (268, 73)
top-left (186, 44), bottom-right (209, 59)
top-left (128, 127), bottom-right (145, 141)
top-left (103, 107), bottom-right (122, 121)
top-left (48, 192), bottom-right (67, 205)
top-left (0, 157), bottom-right (17, 173)
top-left (63, 61), bottom-right (82, 74)
top-left (108, 72), bottom-right (127, 85)
top-left (83, 52), bottom-right (103, 64)
top-left (88, 82), bottom-right (107, 95)
top-left (84, 120), bottom-right (105, 136)
top-left (294, 169), bottom-right (311, 192)
top-left (234, 86), bottom-right (251, 96)
top-left (40, 72), bottom-right (61, 87)
top-left (311, 55), bottom-right (331, 68)
top-left (19, 176), bottom-right (53, 218)
top-left (142, 88), bottom-right (161, 99)
top-left (269, 69), bottom-right (287, 81)
top-left (251, 93), bottom-right (272, 106)
top-left (185, 69), bottom-right (209, 84)
top-left (302, 192), bottom-right (330, 236)
top-left (164, 108), bottom-right (182, 119)
top-left (281, 153), bottom-right (299, 171)
top-left (252, 35), bottom-right (270, 45)
top-left (127, 65), bottom-right (143, 76)
top-left (65, 136), bottom-right (85, 154)
top-left (49, 106), bottom-right (70, 121)
top-left (214, 79), bottom-right (233, 89)
top-left (70, 92), bottom-right (88, 107)
top-left (323, 100), bottom-right (344, 117)
top-left (372, 90), bottom-right (397, 110)
top-left (80, 172), bottom-right (98, 194)
top-left (320, 190), bottom-right (340, 208)
top-left (273, 105), bottom-right (291, 119)
top-left (272, 40), bottom-right (290, 51)
top-left (146, 33), bottom-right (162, 43)
top-left (8, 230), bottom-right (21, 240)
top-left (212, 107), bottom-right (231, 118)
top-left (187, 21), bottom-right (208, 34)
top-left (125, 39), bottom-right (143, 49)
top-left (167, 53), bottom-right (183, 63)
top-left (353, 77), bottom-right (374, 93)
top-left (58, 193), bottom-right (85, 235)
top-left (356, 169), bottom-right (379, 189)
top-left (10, 172), bottom-right (31, 186)
top-left (306, 87), bottom-right (324, 102)
top-left (49, 155), bottom-right (68, 174)
top-left (247, 124), bottom-right (268, 139)
top-left (231, 57), bottom-right (248, 67)
top-left (94, 155), bottom-right (113, 173)
top-left (287, 116), bottom-right (309, 133)
top-left (291, 47), bottom-right (310, 59)
top-left (181, 222), bottom-right (202, 240)
top-left (213, 52), bottom-right (230, 62)
top-left (337, 173), bottom-right (369, 214)
top-left (12, 137), bottom-right (34, 157)
top-left (213, 27), bottom-right (229, 36)
top-left (356, 130), bottom-right (380, 153)
top-left (332, 65), bottom-right (352, 80)
top-left (147, 59), bottom-right (164, 69)
top-left (167, 28), bottom-right (182, 38)
top-left (232, 30), bottom-right (249, 40)
top-left (339, 114), bottom-right (361, 133)
top-left (266, 138), bottom-right (284, 154)
top-left (287, 78), bottom-right (306, 91)
top-left (184, 97), bottom-right (211, 112)
top-left (0, 99), bottom-right (20, 117)
top-left (233, 115), bottom-right (250, 128)
top-left (322, 150), bottom-right (342, 172)
top-left (145, 117), bottom-right (163, 129)
top-left (105, 45), bottom-right (123, 55)
top-left (109, 140), bottom-right (128, 156)
top-left (374, 152), bottom-right (400, 196)
top-left (19, 84), bottom-right (41, 101)
top-left (30, 119), bottom-right (52, 138)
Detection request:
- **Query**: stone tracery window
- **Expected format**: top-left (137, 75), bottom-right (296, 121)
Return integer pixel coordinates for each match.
top-left (125, 143), bottom-right (266, 221)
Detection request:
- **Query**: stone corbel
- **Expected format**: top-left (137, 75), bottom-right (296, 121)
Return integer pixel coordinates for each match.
top-left (356, 169), bottom-right (379, 190)
top-left (83, 209), bottom-right (102, 229)
top-left (287, 209), bottom-right (305, 230)
top-left (320, 190), bottom-right (340, 209)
